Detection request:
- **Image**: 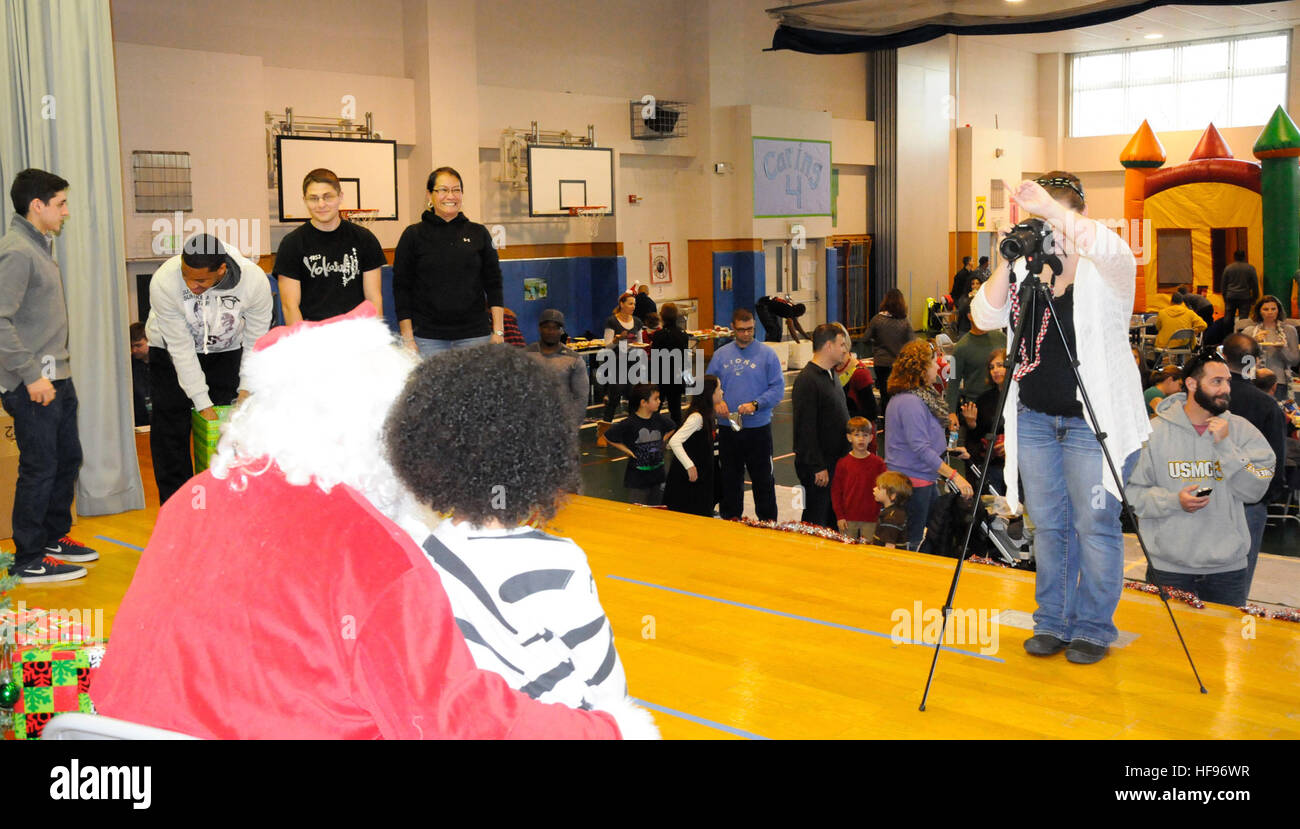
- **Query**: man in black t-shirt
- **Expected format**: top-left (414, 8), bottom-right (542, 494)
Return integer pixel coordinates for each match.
top-left (274, 168), bottom-right (386, 323)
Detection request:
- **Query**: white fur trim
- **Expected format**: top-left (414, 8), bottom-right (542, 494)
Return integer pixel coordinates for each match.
top-left (209, 316), bottom-right (419, 519)
top-left (599, 697), bottom-right (661, 740)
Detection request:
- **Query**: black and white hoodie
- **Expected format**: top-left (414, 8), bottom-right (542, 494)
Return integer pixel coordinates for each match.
top-left (145, 240), bottom-right (273, 410)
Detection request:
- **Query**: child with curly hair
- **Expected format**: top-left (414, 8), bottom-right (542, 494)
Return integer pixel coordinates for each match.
top-left (386, 344), bottom-right (654, 730)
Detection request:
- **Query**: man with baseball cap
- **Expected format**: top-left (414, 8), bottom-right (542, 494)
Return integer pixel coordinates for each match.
top-left (526, 308), bottom-right (589, 426)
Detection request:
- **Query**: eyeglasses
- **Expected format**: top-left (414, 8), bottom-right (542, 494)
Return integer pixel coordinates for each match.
top-left (734, 326), bottom-right (756, 333)
top-left (432, 187), bottom-right (463, 196)
top-left (304, 193), bottom-right (339, 205)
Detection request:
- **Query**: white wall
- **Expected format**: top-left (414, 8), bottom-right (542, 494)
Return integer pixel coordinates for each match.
top-left (956, 38), bottom-right (1039, 135)
top-left (115, 44), bottom-right (269, 261)
top-left (111, 0), bottom-right (408, 77)
top-left (475, 0), bottom-right (696, 100)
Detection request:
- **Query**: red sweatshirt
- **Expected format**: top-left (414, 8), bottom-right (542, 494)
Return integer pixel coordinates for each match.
top-left (832, 452), bottom-right (886, 522)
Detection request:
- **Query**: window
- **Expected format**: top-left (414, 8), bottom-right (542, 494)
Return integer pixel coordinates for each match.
top-left (1070, 31), bottom-right (1290, 138)
top-left (132, 151), bottom-right (192, 213)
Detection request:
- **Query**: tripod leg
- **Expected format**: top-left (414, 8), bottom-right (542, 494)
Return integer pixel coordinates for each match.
top-left (920, 282), bottom-right (1036, 711)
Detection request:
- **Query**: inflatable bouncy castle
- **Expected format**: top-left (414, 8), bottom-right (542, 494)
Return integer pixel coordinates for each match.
top-left (1121, 106), bottom-right (1300, 314)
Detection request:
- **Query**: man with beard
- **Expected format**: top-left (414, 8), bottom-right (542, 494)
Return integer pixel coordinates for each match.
top-left (1127, 351), bottom-right (1275, 607)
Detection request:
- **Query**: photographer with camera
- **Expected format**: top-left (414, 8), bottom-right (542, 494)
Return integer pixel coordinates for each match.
top-left (970, 173), bottom-right (1149, 665)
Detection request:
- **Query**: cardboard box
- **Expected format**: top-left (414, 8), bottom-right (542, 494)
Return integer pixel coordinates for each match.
top-left (0, 414), bottom-right (19, 539)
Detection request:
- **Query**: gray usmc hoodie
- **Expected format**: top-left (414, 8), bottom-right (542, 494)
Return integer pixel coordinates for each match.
top-left (1127, 392), bottom-right (1275, 575)
top-left (144, 240), bottom-right (272, 411)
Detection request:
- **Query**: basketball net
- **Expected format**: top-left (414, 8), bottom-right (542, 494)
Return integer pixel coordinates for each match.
top-left (567, 206), bottom-right (605, 240)
top-left (341, 209), bottom-right (379, 227)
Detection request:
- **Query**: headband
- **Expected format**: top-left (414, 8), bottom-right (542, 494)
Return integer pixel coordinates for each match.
top-left (1035, 176), bottom-right (1085, 204)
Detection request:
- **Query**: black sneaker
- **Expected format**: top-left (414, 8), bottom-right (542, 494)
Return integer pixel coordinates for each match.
top-left (14, 556), bottom-right (88, 584)
top-left (43, 535), bottom-right (99, 563)
top-left (1023, 633), bottom-right (1068, 656)
top-left (1066, 639), bottom-right (1109, 664)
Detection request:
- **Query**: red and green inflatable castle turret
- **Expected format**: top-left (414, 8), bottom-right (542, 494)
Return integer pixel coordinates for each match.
top-left (1252, 106), bottom-right (1300, 312)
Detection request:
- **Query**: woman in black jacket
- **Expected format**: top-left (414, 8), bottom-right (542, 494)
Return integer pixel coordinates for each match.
top-left (393, 167), bottom-right (504, 357)
top-left (863, 288), bottom-right (914, 416)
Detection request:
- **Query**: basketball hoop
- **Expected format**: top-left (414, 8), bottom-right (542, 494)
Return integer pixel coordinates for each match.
top-left (341, 208), bottom-right (379, 227)
top-left (566, 206), bottom-right (606, 240)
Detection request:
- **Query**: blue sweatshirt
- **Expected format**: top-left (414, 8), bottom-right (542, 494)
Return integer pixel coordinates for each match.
top-left (706, 339), bottom-right (785, 428)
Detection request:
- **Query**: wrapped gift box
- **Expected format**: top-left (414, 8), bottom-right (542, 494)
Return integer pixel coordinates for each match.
top-left (191, 404), bottom-right (233, 473)
top-left (3, 608), bottom-right (103, 740)
top-left (9, 643), bottom-right (104, 740)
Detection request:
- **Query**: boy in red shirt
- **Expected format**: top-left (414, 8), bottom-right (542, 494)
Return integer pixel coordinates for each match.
top-left (832, 416), bottom-right (887, 540)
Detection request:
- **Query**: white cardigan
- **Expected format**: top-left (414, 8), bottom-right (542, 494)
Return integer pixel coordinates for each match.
top-left (970, 220), bottom-right (1150, 513)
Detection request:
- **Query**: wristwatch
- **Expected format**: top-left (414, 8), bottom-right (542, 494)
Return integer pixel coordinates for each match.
top-left (493, 329), bottom-right (504, 337)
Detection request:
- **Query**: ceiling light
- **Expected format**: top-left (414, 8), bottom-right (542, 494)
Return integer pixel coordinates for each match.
top-left (1144, 33), bottom-right (1164, 40)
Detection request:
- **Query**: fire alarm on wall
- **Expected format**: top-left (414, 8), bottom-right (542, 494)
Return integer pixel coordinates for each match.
top-left (628, 194), bottom-right (642, 204)
top-left (714, 162), bottom-right (731, 174)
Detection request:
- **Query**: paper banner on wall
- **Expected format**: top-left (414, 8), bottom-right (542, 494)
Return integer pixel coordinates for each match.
top-left (650, 242), bottom-right (672, 284)
top-left (753, 137), bottom-right (832, 218)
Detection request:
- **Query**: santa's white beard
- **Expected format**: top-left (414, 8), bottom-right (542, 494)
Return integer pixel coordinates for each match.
top-left (209, 317), bottom-right (420, 519)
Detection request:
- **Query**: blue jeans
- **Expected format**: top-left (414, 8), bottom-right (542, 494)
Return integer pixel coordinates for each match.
top-left (414, 334), bottom-right (493, 357)
top-left (904, 482), bottom-right (938, 551)
top-left (1016, 407), bottom-right (1136, 647)
top-left (1145, 565), bottom-right (1249, 608)
top-left (0, 378), bottom-right (82, 572)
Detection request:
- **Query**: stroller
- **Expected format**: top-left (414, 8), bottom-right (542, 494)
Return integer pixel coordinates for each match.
top-left (920, 459), bottom-right (1034, 568)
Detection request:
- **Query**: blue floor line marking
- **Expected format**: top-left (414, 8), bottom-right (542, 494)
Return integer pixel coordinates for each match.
top-left (606, 574), bottom-right (1004, 663)
top-left (631, 698), bottom-right (771, 740)
top-left (94, 535), bottom-right (144, 551)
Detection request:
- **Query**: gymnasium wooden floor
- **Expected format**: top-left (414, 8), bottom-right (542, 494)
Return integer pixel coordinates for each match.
top-left (11, 434), bottom-right (1300, 739)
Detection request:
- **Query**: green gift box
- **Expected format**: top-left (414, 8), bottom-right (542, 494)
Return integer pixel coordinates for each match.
top-left (191, 404), bottom-right (233, 473)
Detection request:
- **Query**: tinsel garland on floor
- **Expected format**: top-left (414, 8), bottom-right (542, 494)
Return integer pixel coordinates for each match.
top-left (728, 519), bottom-right (1300, 622)
top-left (1124, 581), bottom-right (1300, 622)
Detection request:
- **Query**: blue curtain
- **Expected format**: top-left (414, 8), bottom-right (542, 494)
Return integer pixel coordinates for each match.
top-left (0, 0), bottom-right (145, 515)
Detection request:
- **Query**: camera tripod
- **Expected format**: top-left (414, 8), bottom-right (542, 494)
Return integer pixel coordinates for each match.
top-left (918, 243), bottom-right (1206, 711)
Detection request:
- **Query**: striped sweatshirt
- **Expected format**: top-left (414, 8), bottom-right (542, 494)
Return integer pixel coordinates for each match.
top-left (399, 515), bottom-right (630, 713)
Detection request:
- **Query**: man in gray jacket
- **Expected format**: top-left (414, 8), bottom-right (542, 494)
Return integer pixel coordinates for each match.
top-left (1127, 351), bottom-right (1275, 606)
top-left (0, 169), bottom-right (98, 582)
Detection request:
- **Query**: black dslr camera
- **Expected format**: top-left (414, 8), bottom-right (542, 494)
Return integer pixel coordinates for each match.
top-left (998, 217), bottom-right (1055, 260)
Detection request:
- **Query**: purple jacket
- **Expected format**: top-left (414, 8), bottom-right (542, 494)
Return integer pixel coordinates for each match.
top-left (885, 391), bottom-right (946, 482)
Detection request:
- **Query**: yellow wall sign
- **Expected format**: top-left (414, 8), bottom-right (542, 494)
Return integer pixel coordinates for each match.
top-left (975, 196), bottom-right (987, 230)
